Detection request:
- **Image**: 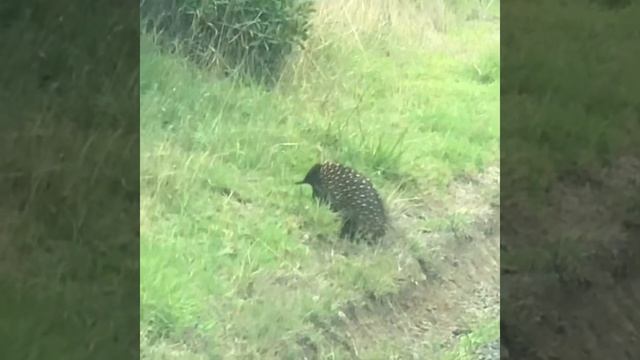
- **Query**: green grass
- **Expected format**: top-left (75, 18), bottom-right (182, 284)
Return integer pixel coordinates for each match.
top-left (502, 0), bottom-right (640, 200)
top-left (1, 1), bottom-right (138, 358)
top-left (501, 1), bottom-right (640, 275)
top-left (443, 318), bottom-right (500, 360)
top-left (141, 1), bottom-right (499, 358)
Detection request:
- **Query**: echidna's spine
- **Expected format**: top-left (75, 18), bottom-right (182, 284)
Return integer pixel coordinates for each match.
top-left (299, 162), bottom-right (387, 243)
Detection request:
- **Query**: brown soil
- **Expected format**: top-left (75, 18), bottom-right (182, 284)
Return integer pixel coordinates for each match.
top-left (501, 156), bottom-right (640, 359)
top-left (305, 166), bottom-right (501, 359)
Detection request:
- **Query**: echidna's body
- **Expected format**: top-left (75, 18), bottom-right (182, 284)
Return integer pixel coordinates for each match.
top-left (298, 161), bottom-right (387, 243)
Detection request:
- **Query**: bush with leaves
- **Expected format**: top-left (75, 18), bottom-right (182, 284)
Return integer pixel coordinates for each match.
top-left (142, 0), bottom-right (314, 84)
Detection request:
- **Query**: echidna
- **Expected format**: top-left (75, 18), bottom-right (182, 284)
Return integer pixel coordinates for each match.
top-left (297, 161), bottom-right (387, 243)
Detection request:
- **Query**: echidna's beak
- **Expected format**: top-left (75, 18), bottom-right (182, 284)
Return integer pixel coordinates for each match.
top-left (295, 180), bottom-right (306, 185)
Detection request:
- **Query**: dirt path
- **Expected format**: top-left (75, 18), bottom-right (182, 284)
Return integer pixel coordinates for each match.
top-left (502, 156), bottom-right (640, 359)
top-left (306, 166), bottom-right (501, 359)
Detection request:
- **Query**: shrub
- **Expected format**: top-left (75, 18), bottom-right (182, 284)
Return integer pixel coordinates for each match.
top-left (141, 0), bottom-right (315, 84)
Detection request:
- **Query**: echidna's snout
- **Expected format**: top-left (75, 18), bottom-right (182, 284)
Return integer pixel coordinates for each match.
top-left (297, 163), bottom-right (322, 186)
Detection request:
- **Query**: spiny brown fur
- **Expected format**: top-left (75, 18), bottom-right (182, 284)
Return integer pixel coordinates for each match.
top-left (298, 161), bottom-right (387, 243)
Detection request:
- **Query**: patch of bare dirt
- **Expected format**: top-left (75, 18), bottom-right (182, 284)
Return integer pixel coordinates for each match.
top-left (502, 156), bottom-right (640, 359)
top-left (305, 166), bottom-right (501, 358)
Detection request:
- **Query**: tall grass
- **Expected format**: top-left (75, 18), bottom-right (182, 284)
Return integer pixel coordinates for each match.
top-left (1, 1), bottom-right (139, 358)
top-left (502, 0), bottom-right (640, 199)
